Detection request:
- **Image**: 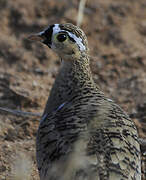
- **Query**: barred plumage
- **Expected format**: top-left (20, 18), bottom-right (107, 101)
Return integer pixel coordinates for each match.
top-left (29, 23), bottom-right (141, 180)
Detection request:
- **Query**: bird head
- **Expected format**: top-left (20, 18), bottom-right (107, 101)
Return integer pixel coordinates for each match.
top-left (28, 23), bottom-right (88, 61)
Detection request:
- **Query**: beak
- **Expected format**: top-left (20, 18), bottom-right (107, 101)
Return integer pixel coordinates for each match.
top-left (28, 27), bottom-right (52, 48)
top-left (28, 32), bottom-right (46, 42)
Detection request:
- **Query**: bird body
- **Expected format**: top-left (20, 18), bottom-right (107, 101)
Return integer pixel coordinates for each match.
top-left (29, 23), bottom-right (141, 180)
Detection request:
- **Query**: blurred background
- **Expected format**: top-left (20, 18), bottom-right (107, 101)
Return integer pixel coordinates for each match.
top-left (0, 0), bottom-right (145, 179)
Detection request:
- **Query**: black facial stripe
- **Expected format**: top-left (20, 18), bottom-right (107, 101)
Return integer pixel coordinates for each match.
top-left (68, 36), bottom-right (76, 43)
top-left (43, 25), bottom-right (54, 46)
top-left (58, 31), bottom-right (68, 35)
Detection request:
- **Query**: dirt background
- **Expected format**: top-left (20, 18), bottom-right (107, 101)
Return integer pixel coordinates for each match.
top-left (0, 0), bottom-right (145, 179)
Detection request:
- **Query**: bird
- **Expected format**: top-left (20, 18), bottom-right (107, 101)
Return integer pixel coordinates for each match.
top-left (29, 23), bottom-right (141, 180)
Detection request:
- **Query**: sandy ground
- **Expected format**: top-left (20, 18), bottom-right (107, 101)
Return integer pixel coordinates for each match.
top-left (0, 0), bottom-right (145, 179)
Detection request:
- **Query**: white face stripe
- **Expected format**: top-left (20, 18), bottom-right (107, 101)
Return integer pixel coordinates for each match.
top-left (53, 24), bottom-right (86, 51)
top-left (53, 24), bottom-right (61, 35)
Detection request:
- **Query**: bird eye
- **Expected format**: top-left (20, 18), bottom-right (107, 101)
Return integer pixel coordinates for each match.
top-left (57, 33), bottom-right (67, 42)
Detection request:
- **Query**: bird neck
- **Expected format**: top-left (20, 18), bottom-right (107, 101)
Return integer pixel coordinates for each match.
top-left (61, 55), bottom-right (93, 85)
top-left (43, 54), bottom-right (97, 115)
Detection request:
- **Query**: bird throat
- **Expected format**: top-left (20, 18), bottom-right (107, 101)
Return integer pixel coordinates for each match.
top-left (43, 55), bottom-right (95, 115)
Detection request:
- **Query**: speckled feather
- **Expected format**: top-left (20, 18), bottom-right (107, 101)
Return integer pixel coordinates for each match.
top-left (34, 23), bottom-right (141, 180)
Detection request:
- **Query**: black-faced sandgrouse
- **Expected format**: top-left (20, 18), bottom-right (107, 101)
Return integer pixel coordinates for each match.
top-left (29, 23), bottom-right (141, 180)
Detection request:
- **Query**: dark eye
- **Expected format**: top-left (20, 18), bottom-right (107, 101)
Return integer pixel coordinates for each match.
top-left (57, 33), bottom-right (67, 42)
